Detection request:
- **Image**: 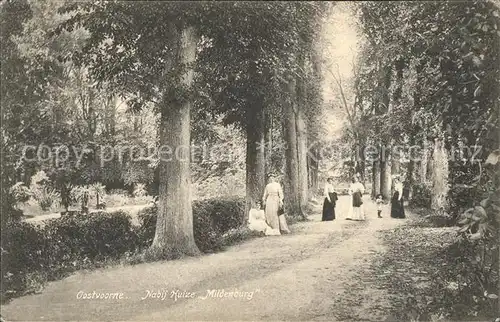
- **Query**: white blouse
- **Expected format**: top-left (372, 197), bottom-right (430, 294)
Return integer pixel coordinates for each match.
top-left (349, 182), bottom-right (365, 194)
top-left (394, 182), bottom-right (403, 200)
top-left (262, 182), bottom-right (284, 203)
top-left (324, 183), bottom-right (335, 197)
top-left (249, 209), bottom-right (266, 222)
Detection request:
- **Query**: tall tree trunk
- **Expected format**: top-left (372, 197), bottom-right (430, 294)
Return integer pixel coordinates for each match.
top-left (430, 136), bottom-right (449, 210)
top-left (380, 65), bottom-right (392, 200)
top-left (152, 25), bottom-right (199, 257)
top-left (391, 58), bottom-right (404, 183)
top-left (409, 59), bottom-right (424, 199)
top-left (307, 144), bottom-right (319, 194)
top-left (312, 147), bottom-right (319, 191)
top-left (380, 143), bottom-right (392, 200)
top-left (357, 141), bottom-right (366, 183)
top-left (296, 108), bottom-right (308, 207)
top-left (406, 134), bottom-right (416, 200)
top-left (426, 140), bottom-right (434, 182)
top-left (265, 109), bottom-right (273, 176)
top-left (246, 96), bottom-right (266, 218)
top-left (283, 75), bottom-right (303, 219)
top-left (372, 159), bottom-right (381, 199)
top-left (391, 138), bottom-right (400, 176)
top-left (296, 53), bottom-right (309, 208)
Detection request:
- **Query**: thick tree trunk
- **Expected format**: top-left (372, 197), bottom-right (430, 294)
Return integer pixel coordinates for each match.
top-left (245, 98), bottom-right (266, 218)
top-left (283, 75), bottom-right (303, 219)
top-left (431, 137), bottom-right (449, 210)
top-left (296, 52), bottom-right (309, 208)
top-left (152, 25), bottom-right (199, 257)
top-left (296, 107), bottom-right (308, 207)
top-left (418, 140), bottom-right (430, 184)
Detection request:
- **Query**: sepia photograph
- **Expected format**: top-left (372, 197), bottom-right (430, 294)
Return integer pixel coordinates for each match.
top-left (1, 1), bottom-right (499, 321)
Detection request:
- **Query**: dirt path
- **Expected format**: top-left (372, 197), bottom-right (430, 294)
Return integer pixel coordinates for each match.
top-left (2, 196), bottom-right (405, 321)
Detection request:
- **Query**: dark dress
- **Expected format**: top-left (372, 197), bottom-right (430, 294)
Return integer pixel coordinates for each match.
top-left (322, 192), bottom-right (338, 221)
top-left (390, 191), bottom-right (406, 218)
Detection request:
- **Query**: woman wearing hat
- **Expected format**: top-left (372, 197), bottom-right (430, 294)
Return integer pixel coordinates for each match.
top-left (391, 176), bottom-right (405, 218)
top-left (262, 174), bottom-right (291, 234)
top-left (322, 177), bottom-right (338, 221)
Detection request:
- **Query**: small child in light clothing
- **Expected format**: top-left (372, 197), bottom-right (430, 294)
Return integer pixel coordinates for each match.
top-left (376, 194), bottom-right (383, 218)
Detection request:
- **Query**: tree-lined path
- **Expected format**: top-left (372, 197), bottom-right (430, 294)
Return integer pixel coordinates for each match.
top-left (2, 197), bottom-right (404, 321)
top-left (2, 1), bottom-right (499, 320)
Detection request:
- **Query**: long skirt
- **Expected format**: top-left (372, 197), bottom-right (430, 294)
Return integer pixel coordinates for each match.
top-left (322, 193), bottom-right (336, 221)
top-left (265, 195), bottom-right (280, 230)
top-left (348, 192), bottom-right (365, 220)
top-left (391, 192), bottom-right (406, 218)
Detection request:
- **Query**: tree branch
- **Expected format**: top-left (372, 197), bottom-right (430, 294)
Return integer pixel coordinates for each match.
top-left (326, 67), bottom-right (357, 139)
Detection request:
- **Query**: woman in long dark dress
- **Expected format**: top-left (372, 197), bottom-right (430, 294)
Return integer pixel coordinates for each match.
top-left (391, 176), bottom-right (406, 218)
top-left (322, 177), bottom-right (338, 221)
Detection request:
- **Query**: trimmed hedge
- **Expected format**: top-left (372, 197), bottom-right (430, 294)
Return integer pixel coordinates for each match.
top-left (1, 197), bottom-right (246, 302)
top-left (1, 211), bottom-right (139, 302)
top-left (137, 196), bottom-right (246, 252)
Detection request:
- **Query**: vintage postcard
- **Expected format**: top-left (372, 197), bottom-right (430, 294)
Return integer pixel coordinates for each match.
top-left (1, 1), bottom-right (499, 321)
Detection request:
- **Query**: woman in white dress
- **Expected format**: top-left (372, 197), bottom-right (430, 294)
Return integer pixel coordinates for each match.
top-left (346, 176), bottom-right (365, 221)
top-left (262, 175), bottom-right (290, 235)
top-left (248, 201), bottom-right (280, 236)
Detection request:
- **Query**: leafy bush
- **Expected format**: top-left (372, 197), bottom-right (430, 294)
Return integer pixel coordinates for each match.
top-left (448, 184), bottom-right (483, 219)
top-left (1, 221), bottom-right (45, 301)
top-left (1, 210), bottom-right (139, 302)
top-left (194, 196), bottom-right (245, 233)
top-left (28, 171), bottom-right (60, 211)
top-left (133, 183), bottom-right (147, 197)
top-left (410, 183), bottom-right (432, 208)
top-left (44, 210), bottom-right (139, 264)
top-left (137, 197), bottom-right (246, 252)
top-left (1, 197), bottom-right (251, 303)
top-left (9, 182), bottom-right (31, 205)
top-left (71, 184), bottom-right (107, 209)
top-left (35, 188), bottom-right (60, 211)
top-left (136, 205), bottom-right (158, 247)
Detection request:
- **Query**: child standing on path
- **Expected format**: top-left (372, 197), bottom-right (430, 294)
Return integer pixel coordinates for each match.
top-left (376, 194), bottom-right (383, 218)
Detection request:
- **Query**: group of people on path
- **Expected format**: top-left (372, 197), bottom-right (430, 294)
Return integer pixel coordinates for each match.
top-left (247, 172), bottom-right (406, 236)
top-left (321, 174), bottom-right (406, 221)
top-left (248, 175), bottom-right (291, 236)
